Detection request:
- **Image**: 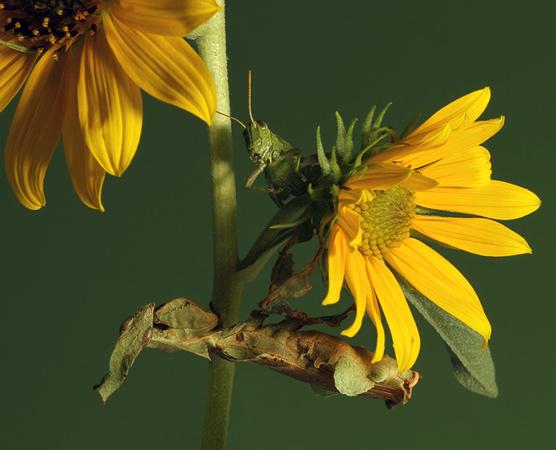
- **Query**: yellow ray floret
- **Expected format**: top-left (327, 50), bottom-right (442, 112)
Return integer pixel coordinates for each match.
top-left (1, 0), bottom-right (219, 210)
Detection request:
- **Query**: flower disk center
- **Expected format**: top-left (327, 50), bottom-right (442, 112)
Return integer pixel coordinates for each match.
top-left (0, 0), bottom-right (101, 53)
top-left (352, 186), bottom-right (415, 258)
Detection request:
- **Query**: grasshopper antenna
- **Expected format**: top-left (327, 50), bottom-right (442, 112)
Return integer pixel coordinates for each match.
top-left (216, 110), bottom-right (246, 128)
top-left (248, 70), bottom-right (256, 124)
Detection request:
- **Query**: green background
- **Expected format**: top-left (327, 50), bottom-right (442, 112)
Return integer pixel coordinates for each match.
top-left (1, 1), bottom-right (553, 449)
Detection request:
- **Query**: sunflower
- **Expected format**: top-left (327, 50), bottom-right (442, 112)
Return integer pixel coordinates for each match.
top-left (0, 0), bottom-right (219, 211)
top-left (323, 87), bottom-right (540, 373)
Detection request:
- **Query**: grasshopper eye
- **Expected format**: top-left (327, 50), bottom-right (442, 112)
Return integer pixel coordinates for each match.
top-left (256, 120), bottom-right (268, 129)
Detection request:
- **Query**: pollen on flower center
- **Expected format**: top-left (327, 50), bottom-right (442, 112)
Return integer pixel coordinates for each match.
top-left (0, 0), bottom-right (101, 53)
top-left (351, 186), bottom-right (415, 258)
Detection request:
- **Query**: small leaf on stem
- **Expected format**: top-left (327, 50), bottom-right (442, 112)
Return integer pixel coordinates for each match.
top-left (401, 281), bottom-right (498, 398)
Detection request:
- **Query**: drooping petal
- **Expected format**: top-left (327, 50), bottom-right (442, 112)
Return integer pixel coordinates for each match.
top-left (338, 187), bottom-right (364, 206)
top-left (413, 216), bottom-right (532, 256)
top-left (336, 205), bottom-right (363, 249)
top-left (408, 87), bottom-right (491, 140)
top-left (104, 14), bottom-right (215, 124)
top-left (322, 226), bottom-right (348, 305)
top-left (4, 51), bottom-right (67, 210)
top-left (345, 163), bottom-right (411, 190)
top-left (386, 238), bottom-right (491, 342)
top-left (112, 0), bottom-right (220, 37)
top-left (78, 29), bottom-right (143, 176)
top-left (418, 146), bottom-right (491, 187)
top-left (365, 259), bottom-right (386, 363)
top-left (341, 251), bottom-right (371, 338)
top-left (0, 46), bottom-right (36, 112)
top-left (367, 256), bottom-right (420, 373)
top-left (415, 180), bottom-right (541, 220)
top-left (62, 45), bottom-right (106, 211)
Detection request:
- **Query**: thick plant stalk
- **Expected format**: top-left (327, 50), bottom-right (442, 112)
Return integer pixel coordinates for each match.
top-left (196, 2), bottom-right (241, 450)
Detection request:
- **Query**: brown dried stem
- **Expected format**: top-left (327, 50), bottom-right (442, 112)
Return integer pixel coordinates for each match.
top-left (96, 298), bottom-right (419, 409)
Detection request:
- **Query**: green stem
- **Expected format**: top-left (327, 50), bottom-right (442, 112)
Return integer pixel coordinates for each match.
top-left (196, 2), bottom-right (241, 450)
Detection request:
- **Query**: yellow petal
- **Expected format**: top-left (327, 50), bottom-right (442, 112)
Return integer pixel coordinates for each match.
top-left (0, 46), bottom-right (36, 112)
top-left (104, 14), bottom-right (215, 124)
top-left (347, 164), bottom-right (436, 192)
top-left (62, 45), bottom-right (106, 211)
top-left (413, 215), bottom-right (532, 257)
top-left (408, 87), bottom-right (491, 140)
top-left (341, 251), bottom-right (370, 338)
top-left (365, 260), bottom-right (386, 363)
top-left (78, 29), bottom-right (143, 176)
top-left (418, 146), bottom-right (491, 187)
top-left (399, 170), bottom-right (438, 191)
top-left (439, 117), bottom-right (504, 152)
top-left (338, 187), bottom-right (363, 206)
top-left (386, 238), bottom-right (491, 342)
top-left (367, 256), bottom-right (420, 373)
top-left (336, 205), bottom-right (363, 249)
top-left (4, 52), bottom-right (67, 210)
top-left (415, 180), bottom-right (541, 220)
top-left (375, 117), bottom-right (503, 170)
top-left (112, 0), bottom-right (220, 37)
top-left (370, 124), bottom-right (451, 164)
top-left (323, 225), bottom-right (348, 305)
top-left (345, 163), bottom-right (411, 190)
top-left (339, 186), bottom-right (377, 208)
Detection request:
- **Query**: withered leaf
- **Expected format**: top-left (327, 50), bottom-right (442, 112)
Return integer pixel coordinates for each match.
top-left (154, 297), bottom-right (218, 334)
top-left (273, 264), bottom-right (313, 300)
top-left (271, 252), bottom-right (295, 286)
top-left (95, 304), bottom-right (154, 403)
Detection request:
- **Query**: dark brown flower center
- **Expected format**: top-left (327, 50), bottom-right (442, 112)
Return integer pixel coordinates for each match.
top-left (0, 0), bottom-right (101, 53)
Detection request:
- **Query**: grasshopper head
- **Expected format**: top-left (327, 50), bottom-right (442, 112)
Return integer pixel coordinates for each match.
top-left (243, 120), bottom-right (275, 165)
top-left (242, 72), bottom-right (293, 166)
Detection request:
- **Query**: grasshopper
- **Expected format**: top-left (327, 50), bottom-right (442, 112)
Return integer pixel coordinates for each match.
top-left (239, 72), bottom-right (318, 207)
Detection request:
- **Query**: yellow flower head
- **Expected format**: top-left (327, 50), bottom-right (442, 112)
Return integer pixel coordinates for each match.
top-left (0, 0), bottom-right (220, 211)
top-left (323, 88), bottom-right (540, 373)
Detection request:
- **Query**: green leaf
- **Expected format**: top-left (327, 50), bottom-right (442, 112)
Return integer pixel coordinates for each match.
top-left (343, 118), bottom-right (358, 164)
top-left (334, 111), bottom-right (347, 159)
top-left (329, 145), bottom-right (342, 181)
top-left (362, 105), bottom-right (377, 147)
top-left (447, 345), bottom-right (497, 397)
top-left (268, 205), bottom-right (313, 229)
top-left (94, 304), bottom-right (154, 403)
top-left (271, 263), bottom-right (314, 300)
top-left (400, 282), bottom-right (498, 398)
top-left (373, 102), bottom-right (392, 131)
top-left (240, 195), bottom-right (312, 270)
top-left (315, 126), bottom-right (331, 176)
top-left (353, 132), bottom-right (391, 167)
top-left (236, 240), bottom-right (285, 287)
top-left (333, 112), bottom-right (358, 165)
